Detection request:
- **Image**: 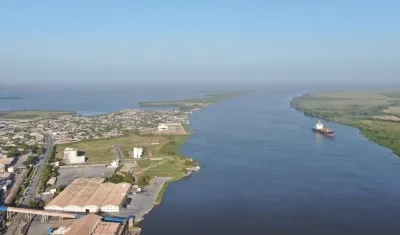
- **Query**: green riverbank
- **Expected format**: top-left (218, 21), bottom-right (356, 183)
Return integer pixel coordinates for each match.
top-left (138, 91), bottom-right (255, 108)
top-left (0, 110), bottom-right (76, 119)
top-left (137, 91), bottom-right (254, 202)
top-left (290, 90), bottom-right (400, 156)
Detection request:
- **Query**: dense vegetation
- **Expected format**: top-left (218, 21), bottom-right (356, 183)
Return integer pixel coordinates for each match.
top-left (291, 91), bottom-right (400, 157)
top-left (38, 145), bottom-right (59, 193)
top-left (107, 172), bottom-right (135, 184)
top-left (0, 110), bottom-right (76, 119)
top-left (160, 136), bottom-right (188, 156)
top-left (138, 91), bottom-right (254, 107)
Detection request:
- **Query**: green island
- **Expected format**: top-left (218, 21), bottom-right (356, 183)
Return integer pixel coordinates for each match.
top-left (138, 91), bottom-right (254, 108)
top-left (0, 110), bottom-right (76, 119)
top-left (291, 90), bottom-right (400, 156)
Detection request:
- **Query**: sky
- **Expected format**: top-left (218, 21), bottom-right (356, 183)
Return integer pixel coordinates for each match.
top-left (0, 1), bottom-right (399, 86)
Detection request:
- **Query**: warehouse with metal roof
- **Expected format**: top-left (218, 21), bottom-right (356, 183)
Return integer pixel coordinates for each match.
top-left (44, 178), bottom-right (132, 213)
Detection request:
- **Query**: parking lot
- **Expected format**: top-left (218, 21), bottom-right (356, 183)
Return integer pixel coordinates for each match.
top-left (107, 177), bottom-right (172, 221)
top-left (56, 166), bottom-right (116, 186)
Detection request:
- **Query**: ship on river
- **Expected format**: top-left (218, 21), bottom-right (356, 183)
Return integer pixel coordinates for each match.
top-left (312, 120), bottom-right (335, 137)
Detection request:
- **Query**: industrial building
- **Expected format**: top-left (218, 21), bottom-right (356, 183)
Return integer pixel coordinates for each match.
top-left (63, 147), bottom-right (85, 164)
top-left (46, 214), bottom-right (130, 235)
top-left (132, 147), bottom-right (143, 159)
top-left (45, 178), bottom-right (132, 213)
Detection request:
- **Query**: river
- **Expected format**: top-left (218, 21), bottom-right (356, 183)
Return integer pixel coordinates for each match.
top-left (139, 90), bottom-right (400, 235)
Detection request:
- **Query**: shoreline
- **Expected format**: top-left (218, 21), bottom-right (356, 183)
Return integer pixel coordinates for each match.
top-left (1, 91), bottom-right (253, 234)
top-left (132, 91), bottom-right (253, 230)
top-left (290, 92), bottom-right (400, 157)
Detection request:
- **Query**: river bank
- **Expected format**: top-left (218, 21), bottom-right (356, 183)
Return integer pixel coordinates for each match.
top-left (130, 91), bottom-right (252, 233)
top-left (138, 90), bottom-right (400, 235)
top-left (1, 90), bottom-right (253, 235)
top-left (290, 90), bottom-right (400, 157)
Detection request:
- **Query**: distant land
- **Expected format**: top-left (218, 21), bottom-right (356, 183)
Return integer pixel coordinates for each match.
top-left (0, 110), bottom-right (76, 119)
top-left (291, 90), bottom-right (400, 156)
top-left (138, 91), bottom-right (254, 108)
top-left (0, 96), bottom-right (24, 100)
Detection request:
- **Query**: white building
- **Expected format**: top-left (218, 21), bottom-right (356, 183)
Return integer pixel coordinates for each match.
top-left (63, 147), bottom-right (85, 164)
top-left (157, 124), bottom-right (168, 131)
top-left (133, 147), bottom-right (143, 159)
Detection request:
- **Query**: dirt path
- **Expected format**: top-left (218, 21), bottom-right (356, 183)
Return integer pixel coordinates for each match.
top-left (136, 157), bottom-right (173, 174)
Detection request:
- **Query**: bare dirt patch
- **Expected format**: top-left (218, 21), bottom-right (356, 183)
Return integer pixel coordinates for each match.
top-left (383, 106), bottom-right (400, 116)
top-left (371, 115), bottom-right (400, 121)
top-left (140, 123), bottom-right (188, 135)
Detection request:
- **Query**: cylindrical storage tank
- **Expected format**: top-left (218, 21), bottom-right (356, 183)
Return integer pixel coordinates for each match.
top-left (7, 167), bottom-right (14, 173)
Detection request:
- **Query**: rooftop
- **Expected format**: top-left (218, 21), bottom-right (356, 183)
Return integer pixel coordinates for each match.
top-left (0, 157), bottom-right (14, 166)
top-left (45, 178), bottom-right (132, 209)
top-left (52, 214), bottom-right (121, 235)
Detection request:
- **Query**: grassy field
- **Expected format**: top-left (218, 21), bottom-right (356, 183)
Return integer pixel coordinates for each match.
top-left (138, 91), bottom-right (254, 107)
top-left (291, 90), bottom-right (400, 156)
top-left (57, 135), bottom-right (169, 162)
top-left (57, 134), bottom-right (197, 176)
top-left (0, 110), bottom-right (76, 119)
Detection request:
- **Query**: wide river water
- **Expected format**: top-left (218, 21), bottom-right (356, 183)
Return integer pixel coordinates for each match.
top-left (140, 91), bottom-right (400, 235)
top-left (3, 88), bottom-right (400, 234)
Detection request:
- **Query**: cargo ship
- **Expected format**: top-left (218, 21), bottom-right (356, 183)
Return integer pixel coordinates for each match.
top-left (312, 120), bottom-right (335, 137)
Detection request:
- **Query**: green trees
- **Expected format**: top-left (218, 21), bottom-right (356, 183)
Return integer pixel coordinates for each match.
top-left (6, 148), bottom-right (20, 158)
top-left (23, 156), bottom-right (39, 167)
top-left (135, 174), bottom-right (151, 187)
top-left (29, 200), bottom-right (44, 209)
top-left (57, 184), bottom-right (65, 193)
top-left (107, 173), bottom-right (135, 184)
top-left (160, 137), bottom-right (179, 155)
top-left (38, 165), bottom-right (59, 193)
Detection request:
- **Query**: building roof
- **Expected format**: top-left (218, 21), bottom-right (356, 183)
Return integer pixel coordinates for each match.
top-left (83, 183), bottom-right (115, 207)
top-left (45, 178), bottom-right (131, 210)
top-left (0, 157), bottom-right (13, 166)
top-left (92, 222), bottom-right (120, 235)
top-left (65, 214), bottom-right (101, 235)
top-left (101, 182), bottom-right (131, 207)
top-left (53, 214), bottom-right (121, 235)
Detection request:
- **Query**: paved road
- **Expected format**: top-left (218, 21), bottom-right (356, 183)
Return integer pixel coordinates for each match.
top-left (114, 177), bottom-right (172, 221)
top-left (22, 134), bottom-right (53, 205)
top-left (114, 144), bottom-right (125, 163)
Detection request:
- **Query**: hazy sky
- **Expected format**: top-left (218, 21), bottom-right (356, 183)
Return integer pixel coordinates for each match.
top-left (0, 1), bottom-right (399, 85)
